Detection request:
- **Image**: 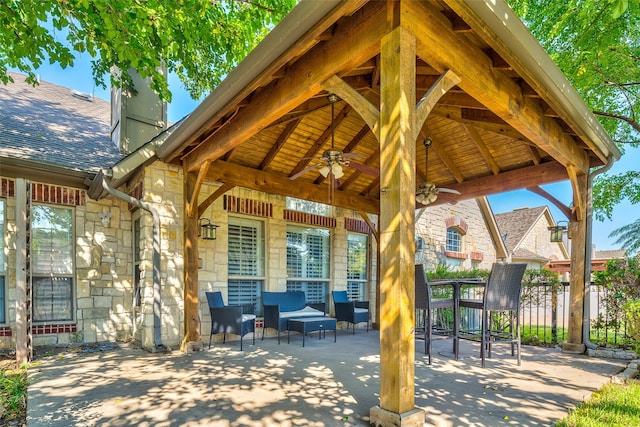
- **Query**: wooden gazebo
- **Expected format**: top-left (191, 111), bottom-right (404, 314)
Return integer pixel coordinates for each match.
top-left (155, 0), bottom-right (620, 425)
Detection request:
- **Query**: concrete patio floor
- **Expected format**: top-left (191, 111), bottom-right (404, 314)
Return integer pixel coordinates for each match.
top-left (27, 330), bottom-right (627, 427)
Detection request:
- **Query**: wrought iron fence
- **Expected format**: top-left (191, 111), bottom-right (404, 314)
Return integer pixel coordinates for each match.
top-left (519, 282), bottom-right (631, 347)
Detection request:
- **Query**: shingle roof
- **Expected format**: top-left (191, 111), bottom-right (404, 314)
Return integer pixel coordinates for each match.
top-left (0, 72), bottom-right (124, 173)
top-left (494, 206), bottom-right (547, 252)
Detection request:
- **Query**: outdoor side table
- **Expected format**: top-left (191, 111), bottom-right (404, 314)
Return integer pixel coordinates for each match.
top-left (287, 317), bottom-right (337, 347)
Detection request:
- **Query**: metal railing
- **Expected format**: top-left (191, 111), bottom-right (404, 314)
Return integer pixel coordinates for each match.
top-left (519, 282), bottom-right (630, 347)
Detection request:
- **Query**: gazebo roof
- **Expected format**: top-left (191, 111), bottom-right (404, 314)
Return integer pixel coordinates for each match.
top-left (154, 0), bottom-right (620, 214)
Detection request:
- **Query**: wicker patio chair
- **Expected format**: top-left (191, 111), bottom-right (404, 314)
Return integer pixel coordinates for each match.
top-left (205, 291), bottom-right (256, 351)
top-left (414, 264), bottom-right (455, 364)
top-left (458, 263), bottom-right (527, 367)
top-left (332, 290), bottom-right (370, 334)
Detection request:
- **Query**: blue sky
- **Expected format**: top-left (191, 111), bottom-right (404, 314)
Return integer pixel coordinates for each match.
top-left (11, 58), bottom-right (638, 252)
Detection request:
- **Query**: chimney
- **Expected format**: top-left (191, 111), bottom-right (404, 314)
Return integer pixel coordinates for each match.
top-left (111, 68), bottom-right (167, 154)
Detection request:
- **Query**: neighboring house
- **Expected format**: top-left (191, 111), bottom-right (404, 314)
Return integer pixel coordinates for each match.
top-left (0, 72), bottom-right (126, 349)
top-left (416, 198), bottom-right (507, 271)
top-left (494, 206), bottom-right (569, 269)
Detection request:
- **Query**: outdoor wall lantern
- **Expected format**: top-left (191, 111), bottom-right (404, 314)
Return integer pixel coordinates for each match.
top-left (548, 220), bottom-right (568, 243)
top-left (199, 218), bottom-right (218, 240)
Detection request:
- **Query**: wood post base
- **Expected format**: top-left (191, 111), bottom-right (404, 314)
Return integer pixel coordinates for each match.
top-left (369, 406), bottom-right (425, 427)
top-left (562, 342), bottom-right (586, 354)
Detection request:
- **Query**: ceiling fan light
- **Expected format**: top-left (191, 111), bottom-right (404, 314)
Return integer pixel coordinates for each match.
top-left (332, 163), bottom-right (344, 179)
top-left (319, 164), bottom-right (331, 177)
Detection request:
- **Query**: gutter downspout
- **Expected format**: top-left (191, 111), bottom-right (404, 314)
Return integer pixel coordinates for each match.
top-left (100, 177), bottom-right (166, 352)
top-left (583, 156), bottom-right (615, 350)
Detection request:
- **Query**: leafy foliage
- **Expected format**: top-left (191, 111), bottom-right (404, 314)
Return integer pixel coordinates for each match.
top-left (624, 299), bottom-right (640, 353)
top-left (0, 364), bottom-right (27, 422)
top-left (0, 0), bottom-right (297, 101)
top-left (507, 0), bottom-right (639, 145)
top-left (507, 0), bottom-right (640, 254)
top-left (592, 257), bottom-right (640, 346)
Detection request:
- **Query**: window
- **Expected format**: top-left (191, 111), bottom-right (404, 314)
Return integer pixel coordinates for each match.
top-left (347, 233), bottom-right (368, 301)
top-left (446, 227), bottom-right (462, 252)
top-left (31, 205), bottom-right (74, 322)
top-left (286, 197), bottom-right (332, 217)
top-left (228, 217), bottom-right (265, 313)
top-left (0, 200), bottom-right (5, 323)
top-left (286, 225), bottom-right (330, 303)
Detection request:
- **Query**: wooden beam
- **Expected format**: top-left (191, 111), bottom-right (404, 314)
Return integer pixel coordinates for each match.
top-left (182, 171), bottom-right (201, 349)
top-left (186, 162), bottom-right (210, 217)
top-left (526, 186), bottom-right (572, 219)
top-left (414, 70), bottom-right (461, 137)
top-left (198, 182), bottom-right (236, 218)
top-left (567, 164), bottom-right (587, 221)
top-left (463, 124), bottom-right (500, 175)
top-left (428, 161), bottom-right (570, 205)
top-left (322, 75), bottom-right (380, 139)
top-left (376, 24), bottom-right (418, 419)
top-left (358, 210), bottom-right (379, 244)
top-left (206, 160), bottom-right (380, 214)
top-left (404, 1), bottom-right (590, 173)
top-left (184, 2), bottom-right (390, 173)
top-left (564, 218), bottom-right (586, 353)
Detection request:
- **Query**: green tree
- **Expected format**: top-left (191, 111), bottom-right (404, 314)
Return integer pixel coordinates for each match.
top-left (507, 0), bottom-right (640, 253)
top-left (0, 0), bottom-right (296, 101)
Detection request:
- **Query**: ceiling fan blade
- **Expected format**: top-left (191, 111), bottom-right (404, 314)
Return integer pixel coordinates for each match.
top-left (347, 161), bottom-right (380, 177)
top-left (289, 163), bottom-right (322, 180)
top-left (437, 187), bottom-right (461, 195)
top-left (341, 152), bottom-right (365, 159)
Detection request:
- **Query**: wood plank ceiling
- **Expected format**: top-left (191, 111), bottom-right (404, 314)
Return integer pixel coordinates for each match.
top-left (159, 0), bottom-right (617, 215)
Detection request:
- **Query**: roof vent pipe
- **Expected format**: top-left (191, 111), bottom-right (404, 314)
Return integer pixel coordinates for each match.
top-left (96, 172), bottom-right (167, 352)
top-left (583, 156), bottom-right (615, 351)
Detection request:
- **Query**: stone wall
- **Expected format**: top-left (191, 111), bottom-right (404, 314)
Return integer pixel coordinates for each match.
top-left (416, 199), bottom-right (499, 272)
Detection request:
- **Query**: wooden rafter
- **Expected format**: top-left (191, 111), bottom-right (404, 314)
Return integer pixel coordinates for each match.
top-left (260, 118), bottom-right (301, 170)
top-left (463, 124), bottom-right (500, 175)
top-left (288, 103), bottom-right (352, 178)
top-left (433, 105), bottom-right (528, 140)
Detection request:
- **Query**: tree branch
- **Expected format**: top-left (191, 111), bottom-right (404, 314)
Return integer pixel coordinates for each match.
top-left (592, 111), bottom-right (640, 134)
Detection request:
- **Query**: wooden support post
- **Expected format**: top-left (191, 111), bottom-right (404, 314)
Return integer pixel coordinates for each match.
top-left (563, 171), bottom-right (588, 354)
top-left (370, 25), bottom-right (424, 427)
top-left (181, 170), bottom-right (202, 351)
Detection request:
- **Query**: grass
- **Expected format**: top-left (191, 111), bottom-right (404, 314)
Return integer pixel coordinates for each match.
top-left (555, 381), bottom-right (640, 427)
top-left (0, 362), bottom-right (28, 423)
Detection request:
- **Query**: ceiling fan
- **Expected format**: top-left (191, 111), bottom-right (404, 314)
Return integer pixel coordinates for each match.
top-left (415, 137), bottom-right (461, 205)
top-left (289, 94), bottom-right (374, 181)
